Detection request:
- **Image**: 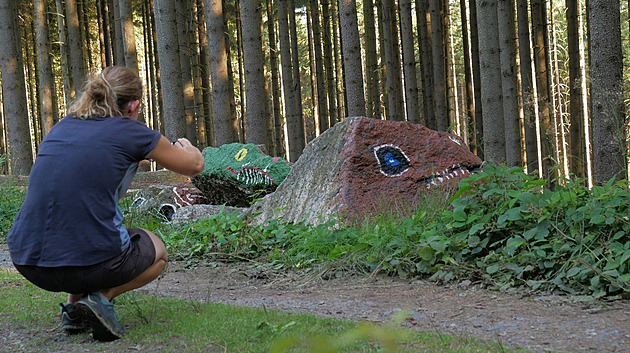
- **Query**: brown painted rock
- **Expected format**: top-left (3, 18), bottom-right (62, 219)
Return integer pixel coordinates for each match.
top-left (247, 117), bottom-right (483, 225)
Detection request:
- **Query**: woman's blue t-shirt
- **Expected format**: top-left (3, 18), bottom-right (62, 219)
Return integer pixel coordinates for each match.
top-left (8, 116), bottom-right (161, 267)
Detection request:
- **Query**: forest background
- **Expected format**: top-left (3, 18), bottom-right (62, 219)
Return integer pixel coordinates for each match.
top-left (0, 0), bottom-right (628, 188)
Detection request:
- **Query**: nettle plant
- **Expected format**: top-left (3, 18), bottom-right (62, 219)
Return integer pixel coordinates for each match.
top-left (436, 165), bottom-right (630, 297)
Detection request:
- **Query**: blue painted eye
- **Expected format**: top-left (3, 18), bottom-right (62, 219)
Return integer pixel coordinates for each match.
top-left (384, 153), bottom-right (400, 167)
top-left (374, 145), bottom-right (410, 176)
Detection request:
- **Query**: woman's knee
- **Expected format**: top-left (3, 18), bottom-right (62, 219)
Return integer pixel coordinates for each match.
top-left (141, 228), bottom-right (168, 262)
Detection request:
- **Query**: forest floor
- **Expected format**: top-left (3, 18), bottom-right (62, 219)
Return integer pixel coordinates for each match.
top-left (1, 248), bottom-right (629, 353)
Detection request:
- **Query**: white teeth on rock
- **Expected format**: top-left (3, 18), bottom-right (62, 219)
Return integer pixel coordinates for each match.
top-left (417, 164), bottom-right (478, 187)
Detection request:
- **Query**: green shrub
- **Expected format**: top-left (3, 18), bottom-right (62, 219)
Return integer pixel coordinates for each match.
top-left (0, 185), bottom-right (25, 240)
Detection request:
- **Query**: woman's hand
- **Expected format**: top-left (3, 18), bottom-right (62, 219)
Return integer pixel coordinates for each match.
top-left (146, 136), bottom-right (204, 176)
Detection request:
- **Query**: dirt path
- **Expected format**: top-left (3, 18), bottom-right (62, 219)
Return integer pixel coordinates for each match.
top-left (2, 246), bottom-right (630, 353)
top-left (132, 261), bottom-right (630, 353)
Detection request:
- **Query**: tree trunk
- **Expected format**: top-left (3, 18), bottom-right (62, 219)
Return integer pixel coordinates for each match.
top-left (65, 0), bottom-right (87, 95)
top-left (176, 0), bottom-right (197, 145)
top-left (112, 0), bottom-right (125, 65)
top-left (0, 0), bottom-right (33, 174)
top-left (531, 0), bottom-right (553, 179)
top-left (289, 0), bottom-right (304, 130)
top-left (380, 0), bottom-right (404, 121)
top-left (309, 0), bottom-right (329, 132)
top-left (498, 0), bottom-right (522, 167)
top-left (195, 0), bottom-right (214, 147)
top-left (98, 0), bottom-right (113, 68)
top-left (154, 0), bottom-right (187, 140)
top-left (240, 0), bottom-right (272, 151)
top-left (266, 0), bottom-right (285, 156)
top-left (34, 0), bottom-right (56, 137)
top-left (444, 2), bottom-right (460, 134)
top-left (429, 0), bottom-right (448, 130)
top-left (476, 0), bottom-right (505, 163)
top-left (321, 0), bottom-right (338, 126)
top-left (468, 0), bottom-right (483, 159)
top-left (549, 3), bottom-right (568, 177)
top-left (234, 0), bottom-right (245, 141)
top-left (55, 0), bottom-right (72, 104)
top-left (516, 0), bottom-right (538, 175)
top-left (78, 1), bottom-right (93, 72)
top-left (338, 0), bottom-right (365, 118)
top-left (460, 0), bottom-right (475, 149)
top-left (566, 0), bottom-right (588, 180)
top-left (363, 0), bottom-right (380, 119)
top-left (119, 0), bottom-right (139, 72)
top-left (279, 0), bottom-right (304, 161)
top-left (399, 0), bottom-right (420, 123)
top-left (204, 0), bottom-right (238, 146)
top-left (416, 0), bottom-right (434, 128)
top-left (306, 4), bottom-right (319, 138)
top-left (588, 0), bottom-right (625, 183)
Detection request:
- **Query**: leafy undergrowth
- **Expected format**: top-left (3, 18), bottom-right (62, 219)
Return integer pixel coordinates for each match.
top-left (144, 165), bottom-right (630, 299)
top-left (2, 164), bottom-right (630, 299)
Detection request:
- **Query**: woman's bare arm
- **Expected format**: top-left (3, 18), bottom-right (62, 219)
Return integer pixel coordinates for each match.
top-left (146, 136), bottom-right (204, 176)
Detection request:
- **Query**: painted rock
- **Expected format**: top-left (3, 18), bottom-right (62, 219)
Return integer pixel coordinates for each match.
top-left (247, 117), bottom-right (483, 225)
top-left (191, 143), bottom-right (291, 207)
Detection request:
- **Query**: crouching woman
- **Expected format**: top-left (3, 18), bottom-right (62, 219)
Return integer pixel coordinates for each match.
top-left (7, 66), bottom-right (204, 341)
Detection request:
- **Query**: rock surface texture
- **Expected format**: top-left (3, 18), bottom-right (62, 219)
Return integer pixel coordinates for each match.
top-left (248, 117), bottom-right (483, 225)
top-left (191, 143), bottom-right (291, 207)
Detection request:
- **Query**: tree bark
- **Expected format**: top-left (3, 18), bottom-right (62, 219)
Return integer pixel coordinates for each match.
top-left (112, 0), bottom-right (125, 65)
top-left (34, 0), bottom-right (57, 137)
top-left (154, 0), bottom-right (187, 140)
top-left (65, 0), bottom-right (87, 95)
top-left (363, 0), bottom-right (380, 119)
top-left (531, 0), bottom-right (554, 179)
top-left (240, 0), bottom-right (272, 151)
top-left (567, 0), bottom-right (587, 179)
top-left (380, 0), bottom-right (404, 121)
top-left (588, 0), bottom-right (625, 183)
top-left (279, 0), bottom-right (304, 161)
top-left (204, 0), bottom-right (238, 146)
top-left (176, 0), bottom-right (197, 144)
top-left (460, 0), bottom-right (475, 149)
top-left (310, 0), bottom-right (329, 132)
top-left (498, 0), bottom-right (522, 167)
top-left (516, 0), bottom-right (538, 175)
top-left (265, 0), bottom-right (285, 156)
top-left (338, 0), bottom-right (366, 118)
top-left (289, 0), bottom-right (304, 131)
top-left (416, 0), bottom-right (434, 128)
top-left (119, 0), bottom-right (139, 72)
top-left (0, 0), bottom-right (33, 174)
top-left (429, 0), bottom-right (448, 130)
top-left (476, 0), bottom-right (505, 163)
top-left (399, 0), bottom-right (420, 123)
top-left (321, 0), bottom-right (338, 126)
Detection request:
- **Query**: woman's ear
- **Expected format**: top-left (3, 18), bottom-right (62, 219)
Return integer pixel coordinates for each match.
top-left (128, 100), bottom-right (142, 117)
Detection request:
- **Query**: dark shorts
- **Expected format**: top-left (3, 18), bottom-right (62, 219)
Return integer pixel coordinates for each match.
top-left (13, 228), bottom-right (156, 295)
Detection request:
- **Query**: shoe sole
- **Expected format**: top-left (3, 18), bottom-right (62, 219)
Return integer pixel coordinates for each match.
top-left (74, 301), bottom-right (122, 341)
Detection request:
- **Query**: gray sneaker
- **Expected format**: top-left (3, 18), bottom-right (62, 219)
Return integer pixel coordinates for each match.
top-left (59, 303), bottom-right (86, 333)
top-left (74, 292), bottom-right (125, 341)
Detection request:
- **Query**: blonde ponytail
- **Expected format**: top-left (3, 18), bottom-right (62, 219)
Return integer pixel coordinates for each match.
top-left (67, 66), bottom-right (142, 120)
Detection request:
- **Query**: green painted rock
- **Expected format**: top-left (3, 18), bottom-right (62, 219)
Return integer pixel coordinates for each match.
top-left (191, 143), bottom-right (291, 207)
